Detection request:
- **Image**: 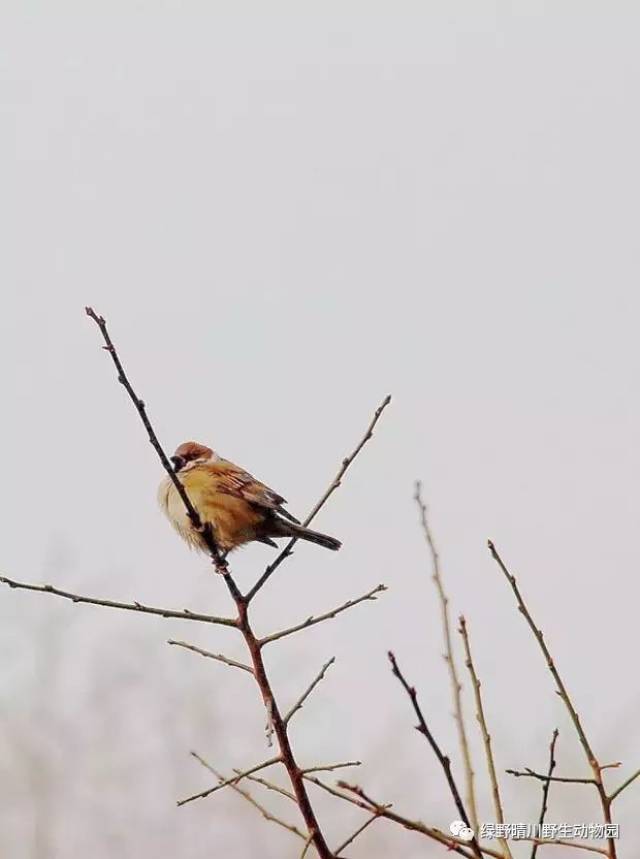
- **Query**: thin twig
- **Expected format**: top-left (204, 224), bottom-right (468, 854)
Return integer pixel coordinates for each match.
top-left (531, 729), bottom-right (559, 859)
top-left (262, 585), bottom-right (387, 645)
top-left (334, 812), bottom-right (381, 855)
top-left (240, 773), bottom-right (297, 803)
top-left (609, 766), bottom-right (640, 802)
top-left (387, 651), bottom-right (483, 859)
top-left (307, 778), bottom-right (503, 859)
top-left (85, 307), bottom-right (229, 574)
top-left (302, 762), bottom-right (361, 775)
top-left (190, 752), bottom-right (305, 839)
top-left (488, 541), bottom-right (617, 859)
top-left (168, 640), bottom-right (254, 674)
top-left (415, 482), bottom-right (478, 832)
top-left (177, 756), bottom-right (281, 806)
top-left (458, 615), bottom-right (512, 859)
top-left (300, 831), bottom-right (316, 858)
top-left (247, 395), bottom-right (391, 601)
top-left (0, 576), bottom-right (237, 628)
top-left (285, 657), bottom-right (335, 724)
top-left (506, 768), bottom-right (595, 785)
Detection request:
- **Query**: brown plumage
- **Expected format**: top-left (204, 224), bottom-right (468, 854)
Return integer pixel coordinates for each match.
top-left (158, 441), bottom-right (341, 555)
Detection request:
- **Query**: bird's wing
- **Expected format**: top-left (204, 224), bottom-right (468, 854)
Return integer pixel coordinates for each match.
top-left (209, 459), bottom-right (290, 513)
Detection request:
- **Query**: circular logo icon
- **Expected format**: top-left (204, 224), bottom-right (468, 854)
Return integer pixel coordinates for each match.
top-left (450, 820), bottom-right (474, 842)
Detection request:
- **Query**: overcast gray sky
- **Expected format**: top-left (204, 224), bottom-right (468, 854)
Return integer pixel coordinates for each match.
top-left (2, 4), bottom-right (639, 857)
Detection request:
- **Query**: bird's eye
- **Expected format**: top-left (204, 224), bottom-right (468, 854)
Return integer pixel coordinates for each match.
top-left (171, 455), bottom-right (185, 471)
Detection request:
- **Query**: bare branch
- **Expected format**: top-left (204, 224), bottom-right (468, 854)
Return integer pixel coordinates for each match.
top-left (237, 772), bottom-right (296, 803)
top-left (262, 584), bottom-right (387, 645)
top-left (610, 766), bottom-right (640, 802)
top-left (334, 812), bottom-right (381, 855)
top-left (191, 752), bottom-right (305, 839)
top-left (302, 761), bottom-right (361, 775)
top-left (299, 831), bottom-right (316, 858)
top-left (531, 729), bottom-right (559, 859)
top-left (387, 651), bottom-right (483, 859)
top-left (458, 615), bottom-right (511, 859)
top-left (285, 657), bottom-right (335, 724)
top-left (247, 394), bottom-right (392, 600)
top-left (168, 640), bottom-right (254, 674)
top-left (506, 768), bottom-right (595, 786)
top-left (85, 307), bottom-right (230, 575)
top-left (0, 575), bottom-right (237, 628)
top-left (306, 778), bottom-right (504, 859)
top-left (415, 482), bottom-right (478, 832)
top-left (177, 756), bottom-right (281, 807)
top-left (488, 541), bottom-right (617, 859)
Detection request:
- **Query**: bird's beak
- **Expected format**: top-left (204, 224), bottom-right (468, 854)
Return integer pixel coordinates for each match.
top-left (170, 455), bottom-right (185, 472)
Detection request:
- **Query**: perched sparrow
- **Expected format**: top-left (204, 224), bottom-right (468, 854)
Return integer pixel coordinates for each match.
top-left (158, 441), bottom-right (342, 555)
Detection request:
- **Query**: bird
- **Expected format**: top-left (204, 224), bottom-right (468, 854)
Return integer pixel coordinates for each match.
top-left (158, 441), bottom-right (342, 556)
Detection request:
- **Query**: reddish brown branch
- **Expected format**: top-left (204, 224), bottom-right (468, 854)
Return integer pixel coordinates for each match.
top-left (234, 600), bottom-right (335, 856)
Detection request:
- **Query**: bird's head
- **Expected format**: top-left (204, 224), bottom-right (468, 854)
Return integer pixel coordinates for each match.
top-left (170, 441), bottom-right (216, 472)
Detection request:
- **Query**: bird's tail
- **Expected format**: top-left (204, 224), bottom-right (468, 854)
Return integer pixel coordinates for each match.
top-left (277, 520), bottom-right (342, 551)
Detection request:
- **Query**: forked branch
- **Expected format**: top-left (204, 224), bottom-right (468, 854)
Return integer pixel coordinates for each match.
top-left (190, 752), bottom-right (305, 840)
top-left (488, 541), bottom-right (617, 859)
top-left (177, 756), bottom-right (282, 806)
top-left (305, 777), bottom-right (503, 859)
top-left (530, 729), bottom-right (559, 859)
top-left (86, 307), bottom-right (374, 857)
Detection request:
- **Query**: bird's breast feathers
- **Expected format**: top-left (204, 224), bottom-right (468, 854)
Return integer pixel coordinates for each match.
top-left (158, 463), bottom-right (268, 551)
